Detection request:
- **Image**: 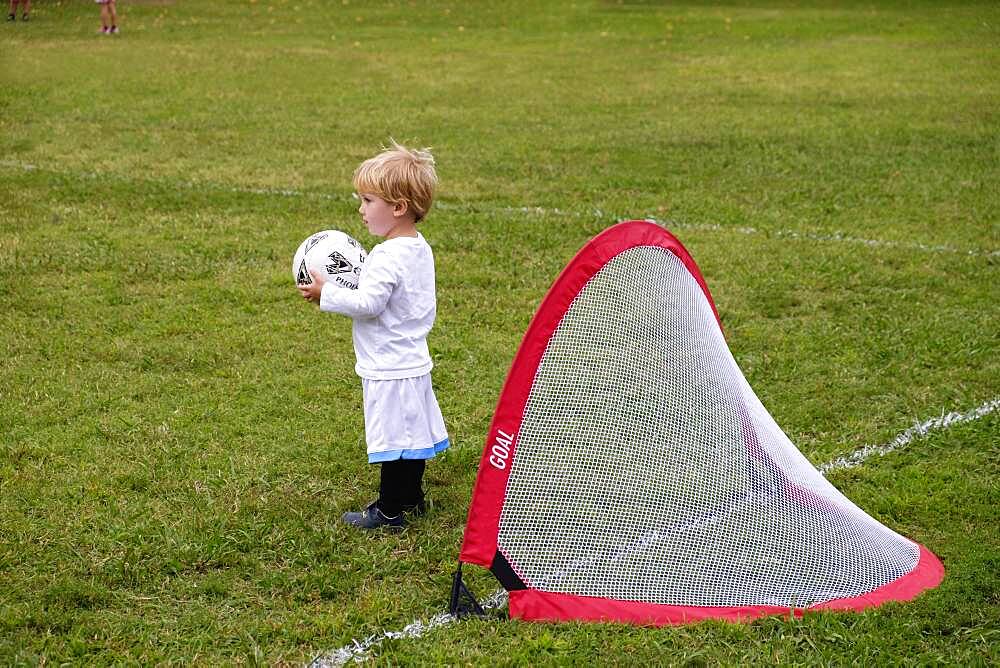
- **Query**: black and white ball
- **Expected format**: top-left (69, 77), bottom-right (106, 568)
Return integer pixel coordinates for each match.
top-left (292, 230), bottom-right (367, 290)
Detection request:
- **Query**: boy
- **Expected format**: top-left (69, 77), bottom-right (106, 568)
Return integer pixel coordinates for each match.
top-left (298, 141), bottom-right (449, 530)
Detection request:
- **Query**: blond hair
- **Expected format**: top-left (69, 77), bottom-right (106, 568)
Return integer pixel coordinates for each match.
top-left (353, 141), bottom-right (437, 221)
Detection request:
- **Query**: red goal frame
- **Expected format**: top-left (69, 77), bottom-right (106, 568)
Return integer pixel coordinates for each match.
top-left (458, 220), bottom-right (944, 625)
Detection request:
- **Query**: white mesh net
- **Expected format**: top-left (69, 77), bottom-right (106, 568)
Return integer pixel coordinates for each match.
top-left (496, 246), bottom-right (919, 608)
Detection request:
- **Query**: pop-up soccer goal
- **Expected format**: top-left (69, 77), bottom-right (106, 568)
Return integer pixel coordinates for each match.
top-left (453, 220), bottom-right (943, 625)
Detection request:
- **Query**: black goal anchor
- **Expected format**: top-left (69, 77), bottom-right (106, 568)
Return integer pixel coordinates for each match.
top-left (448, 562), bottom-right (485, 618)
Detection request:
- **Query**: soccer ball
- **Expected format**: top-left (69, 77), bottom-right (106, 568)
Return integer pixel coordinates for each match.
top-left (292, 230), bottom-right (367, 290)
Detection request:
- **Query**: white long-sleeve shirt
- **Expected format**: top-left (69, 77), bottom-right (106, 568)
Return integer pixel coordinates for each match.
top-left (319, 233), bottom-right (437, 380)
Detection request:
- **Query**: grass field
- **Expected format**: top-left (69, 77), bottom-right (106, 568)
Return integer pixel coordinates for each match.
top-left (2, 0), bottom-right (998, 664)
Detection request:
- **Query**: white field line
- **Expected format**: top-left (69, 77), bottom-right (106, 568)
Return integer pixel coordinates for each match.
top-left (309, 397), bottom-right (998, 666)
top-left (5, 160), bottom-right (997, 258)
top-left (307, 589), bottom-right (508, 668)
top-left (637, 218), bottom-right (1000, 258)
top-left (818, 397), bottom-right (1000, 475)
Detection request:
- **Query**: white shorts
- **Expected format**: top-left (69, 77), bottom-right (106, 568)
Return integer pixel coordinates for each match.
top-left (362, 374), bottom-right (449, 463)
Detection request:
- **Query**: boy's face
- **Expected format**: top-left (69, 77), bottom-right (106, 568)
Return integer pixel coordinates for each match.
top-left (357, 193), bottom-right (400, 238)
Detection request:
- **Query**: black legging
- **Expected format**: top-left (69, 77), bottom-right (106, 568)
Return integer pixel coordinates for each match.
top-left (378, 458), bottom-right (426, 516)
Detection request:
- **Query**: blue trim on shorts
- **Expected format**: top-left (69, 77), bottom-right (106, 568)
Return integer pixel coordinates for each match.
top-left (368, 437), bottom-right (450, 464)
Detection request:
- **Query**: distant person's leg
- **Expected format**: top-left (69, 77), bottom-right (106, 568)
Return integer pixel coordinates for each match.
top-left (99, 1), bottom-right (110, 32)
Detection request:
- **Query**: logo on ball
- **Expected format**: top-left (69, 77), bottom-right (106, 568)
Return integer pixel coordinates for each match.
top-left (325, 251), bottom-right (354, 275)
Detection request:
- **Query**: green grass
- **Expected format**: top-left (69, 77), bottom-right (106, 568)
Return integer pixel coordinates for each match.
top-left (2, 0), bottom-right (998, 664)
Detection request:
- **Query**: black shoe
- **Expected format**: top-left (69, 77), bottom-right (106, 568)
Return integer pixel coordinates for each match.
top-left (7, 14), bottom-right (14, 21)
top-left (342, 502), bottom-right (404, 530)
top-left (21, 13), bottom-right (27, 21)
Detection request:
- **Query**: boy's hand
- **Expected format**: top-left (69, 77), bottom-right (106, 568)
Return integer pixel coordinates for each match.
top-left (297, 268), bottom-right (326, 303)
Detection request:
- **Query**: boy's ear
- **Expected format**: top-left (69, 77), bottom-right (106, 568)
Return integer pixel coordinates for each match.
top-left (392, 200), bottom-right (410, 218)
